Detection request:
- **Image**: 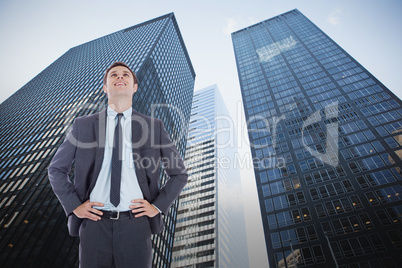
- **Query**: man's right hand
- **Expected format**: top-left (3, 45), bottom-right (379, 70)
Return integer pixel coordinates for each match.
top-left (73, 200), bottom-right (104, 221)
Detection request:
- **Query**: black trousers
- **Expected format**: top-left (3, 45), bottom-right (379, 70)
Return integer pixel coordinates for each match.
top-left (78, 214), bottom-right (152, 268)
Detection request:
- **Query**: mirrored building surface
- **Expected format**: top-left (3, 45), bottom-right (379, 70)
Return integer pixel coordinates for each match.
top-left (232, 9), bottom-right (402, 268)
top-left (171, 85), bottom-right (249, 268)
top-left (0, 13), bottom-right (195, 268)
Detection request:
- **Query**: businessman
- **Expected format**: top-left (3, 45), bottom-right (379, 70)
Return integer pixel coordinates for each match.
top-left (48, 62), bottom-right (188, 267)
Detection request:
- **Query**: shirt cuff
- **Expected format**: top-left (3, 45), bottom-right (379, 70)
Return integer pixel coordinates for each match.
top-left (151, 204), bottom-right (161, 214)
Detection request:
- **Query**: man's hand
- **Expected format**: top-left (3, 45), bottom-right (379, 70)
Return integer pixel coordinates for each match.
top-left (130, 199), bottom-right (159, 218)
top-left (73, 200), bottom-right (104, 221)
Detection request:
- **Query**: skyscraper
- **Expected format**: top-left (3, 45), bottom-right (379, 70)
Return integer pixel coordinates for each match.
top-left (0, 13), bottom-right (195, 267)
top-left (232, 9), bottom-right (402, 268)
top-left (171, 85), bottom-right (249, 268)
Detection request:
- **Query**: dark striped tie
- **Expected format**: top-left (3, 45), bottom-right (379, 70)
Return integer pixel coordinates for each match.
top-left (110, 113), bottom-right (123, 207)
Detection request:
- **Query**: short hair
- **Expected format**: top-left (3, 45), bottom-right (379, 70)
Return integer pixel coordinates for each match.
top-left (103, 61), bottom-right (138, 85)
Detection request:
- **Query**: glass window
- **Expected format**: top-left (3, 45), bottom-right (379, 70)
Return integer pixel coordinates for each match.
top-left (268, 214), bottom-right (277, 229)
top-left (284, 179), bottom-right (293, 191)
top-left (341, 149), bottom-right (352, 160)
top-left (312, 245), bottom-right (325, 263)
top-left (329, 168), bottom-right (339, 179)
top-left (349, 238), bottom-right (364, 256)
top-left (301, 207), bottom-right (311, 221)
top-left (333, 183), bottom-right (344, 194)
top-left (280, 229), bottom-right (298, 247)
top-left (292, 177), bottom-right (301, 189)
top-left (262, 184), bottom-right (271, 197)
top-left (369, 234), bottom-right (386, 252)
top-left (265, 198), bottom-right (274, 212)
top-left (304, 174), bottom-right (314, 185)
top-left (341, 198), bottom-right (353, 212)
top-left (297, 227), bottom-right (308, 243)
top-left (300, 247), bottom-right (314, 266)
top-left (371, 141), bottom-right (385, 152)
top-left (274, 252), bottom-right (285, 268)
top-left (367, 116), bottom-right (379, 126)
top-left (260, 171), bottom-right (268, 183)
top-left (306, 225), bottom-right (318, 241)
top-left (339, 240), bottom-right (354, 257)
top-left (386, 205), bottom-right (402, 223)
top-left (385, 137), bottom-right (399, 148)
top-left (271, 232), bottom-right (281, 249)
top-left (330, 241), bottom-right (342, 259)
top-left (376, 209), bottom-right (391, 225)
top-left (296, 192), bottom-right (306, 203)
top-left (277, 212), bottom-right (289, 227)
top-left (359, 213), bottom-right (374, 229)
top-left (388, 231), bottom-right (402, 248)
top-left (312, 172), bottom-right (322, 183)
top-left (300, 161), bottom-right (308, 171)
top-left (273, 196), bottom-right (287, 210)
top-left (287, 193), bottom-right (297, 206)
top-left (375, 126), bottom-right (388, 137)
top-left (356, 120), bottom-right (367, 129)
top-left (332, 219), bottom-right (343, 235)
top-left (295, 149), bottom-right (304, 159)
top-left (319, 186), bottom-right (329, 198)
top-left (348, 162), bottom-right (360, 173)
top-left (349, 216), bottom-right (362, 231)
top-left (310, 188), bottom-right (319, 200)
top-left (292, 209), bottom-right (302, 224)
top-left (357, 176), bottom-right (368, 188)
top-left (365, 192), bottom-right (380, 206)
top-left (315, 204), bottom-right (326, 218)
top-left (321, 221), bottom-right (333, 236)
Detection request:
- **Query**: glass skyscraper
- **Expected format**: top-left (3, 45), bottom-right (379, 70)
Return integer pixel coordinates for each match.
top-left (171, 85), bottom-right (249, 268)
top-left (232, 9), bottom-right (402, 268)
top-left (0, 13), bottom-right (195, 267)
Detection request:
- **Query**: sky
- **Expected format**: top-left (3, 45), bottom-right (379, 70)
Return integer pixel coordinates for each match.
top-left (1, 0), bottom-right (401, 266)
top-left (1, 0), bottom-right (401, 105)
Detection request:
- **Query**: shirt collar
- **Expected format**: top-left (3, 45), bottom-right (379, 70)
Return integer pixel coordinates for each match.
top-left (107, 106), bottom-right (132, 119)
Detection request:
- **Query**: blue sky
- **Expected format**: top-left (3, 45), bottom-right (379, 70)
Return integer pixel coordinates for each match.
top-left (1, 0), bottom-right (401, 266)
top-left (1, 0), bottom-right (401, 106)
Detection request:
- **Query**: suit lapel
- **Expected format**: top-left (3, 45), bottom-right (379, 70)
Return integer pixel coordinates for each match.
top-left (87, 109), bottom-right (107, 198)
top-left (131, 110), bottom-right (151, 200)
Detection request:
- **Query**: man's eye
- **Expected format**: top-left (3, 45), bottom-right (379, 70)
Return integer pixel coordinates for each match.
top-left (123, 74), bottom-right (129, 76)
top-left (111, 74), bottom-right (116, 76)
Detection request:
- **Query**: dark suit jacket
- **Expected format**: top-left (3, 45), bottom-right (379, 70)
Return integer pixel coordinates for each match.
top-left (48, 109), bottom-right (188, 236)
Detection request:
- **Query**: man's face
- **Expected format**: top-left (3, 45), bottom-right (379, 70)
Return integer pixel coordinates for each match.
top-left (103, 66), bottom-right (138, 98)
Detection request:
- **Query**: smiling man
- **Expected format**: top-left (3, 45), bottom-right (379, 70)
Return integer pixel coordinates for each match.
top-left (48, 62), bottom-right (188, 268)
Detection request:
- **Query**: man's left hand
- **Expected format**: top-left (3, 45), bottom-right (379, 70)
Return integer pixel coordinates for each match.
top-left (130, 199), bottom-right (159, 218)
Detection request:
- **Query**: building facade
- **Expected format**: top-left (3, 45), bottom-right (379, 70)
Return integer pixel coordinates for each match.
top-left (171, 85), bottom-right (249, 268)
top-left (0, 13), bottom-right (195, 267)
top-left (232, 9), bottom-right (402, 268)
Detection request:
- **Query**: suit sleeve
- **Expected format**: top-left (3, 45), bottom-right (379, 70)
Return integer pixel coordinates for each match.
top-left (48, 119), bottom-right (83, 216)
top-left (151, 120), bottom-right (188, 215)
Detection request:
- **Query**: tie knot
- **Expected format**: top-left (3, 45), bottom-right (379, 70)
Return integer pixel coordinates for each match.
top-left (116, 113), bottom-right (124, 125)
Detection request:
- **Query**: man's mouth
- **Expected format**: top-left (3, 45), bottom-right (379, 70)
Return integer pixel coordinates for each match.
top-left (114, 82), bottom-right (126, 86)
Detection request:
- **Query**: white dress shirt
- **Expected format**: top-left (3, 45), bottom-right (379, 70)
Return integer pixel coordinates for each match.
top-left (90, 106), bottom-right (144, 211)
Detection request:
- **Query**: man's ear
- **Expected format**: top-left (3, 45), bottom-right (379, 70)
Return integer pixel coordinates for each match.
top-left (103, 85), bottom-right (108, 95)
top-left (133, 84), bottom-right (138, 93)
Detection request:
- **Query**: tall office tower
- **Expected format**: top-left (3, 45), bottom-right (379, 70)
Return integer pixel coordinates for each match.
top-left (171, 85), bottom-right (249, 268)
top-left (0, 13), bottom-right (195, 268)
top-left (232, 9), bottom-right (402, 268)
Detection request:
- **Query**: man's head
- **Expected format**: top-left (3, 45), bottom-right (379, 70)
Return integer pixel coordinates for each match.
top-left (102, 62), bottom-right (138, 99)
top-left (103, 61), bottom-right (138, 85)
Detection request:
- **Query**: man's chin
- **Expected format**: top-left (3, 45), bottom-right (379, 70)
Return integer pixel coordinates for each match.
top-left (109, 92), bottom-right (134, 98)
